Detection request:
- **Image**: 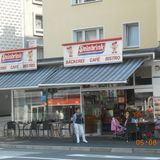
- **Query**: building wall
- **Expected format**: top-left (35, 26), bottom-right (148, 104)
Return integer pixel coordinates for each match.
top-left (0, 0), bottom-right (24, 50)
top-left (43, 0), bottom-right (158, 58)
top-left (156, 0), bottom-right (160, 43)
top-left (24, 0), bottom-right (43, 59)
top-left (24, 0), bottom-right (43, 37)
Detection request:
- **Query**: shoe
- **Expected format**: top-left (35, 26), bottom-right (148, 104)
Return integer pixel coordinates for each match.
top-left (83, 140), bottom-right (88, 143)
top-left (77, 140), bottom-right (80, 144)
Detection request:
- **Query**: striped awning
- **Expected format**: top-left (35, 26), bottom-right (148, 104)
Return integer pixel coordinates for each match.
top-left (0, 58), bottom-right (145, 90)
top-left (39, 58), bottom-right (145, 87)
top-left (0, 65), bottom-right (58, 90)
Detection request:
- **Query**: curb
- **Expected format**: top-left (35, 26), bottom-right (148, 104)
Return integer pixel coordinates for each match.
top-left (0, 144), bottom-right (160, 154)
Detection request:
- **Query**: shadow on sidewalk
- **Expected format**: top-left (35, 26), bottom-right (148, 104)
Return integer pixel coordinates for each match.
top-left (0, 135), bottom-right (159, 149)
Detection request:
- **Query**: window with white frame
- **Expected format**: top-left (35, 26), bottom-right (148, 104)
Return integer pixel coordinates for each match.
top-left (73, 27), bottom-right (103, 42)
top-left (72, 0), bottom-right (101, 5)
top-left (123, 23), bottom-right (139, 48)
top-left (34, 14), bottom-right (43, 36)
top-left (33, 0), bottom-right (42, 5)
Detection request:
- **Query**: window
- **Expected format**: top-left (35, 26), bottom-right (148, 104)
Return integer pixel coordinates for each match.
top-left (32, 0), bottom-right (42, 5)
top-left (135, 66), bottom-right (152, 85)
top-left (33, 14), bottom-right (43, 36)
top-left (72, 0), bottom-right (101, 5)
top-left (123, 23), bottom-right (139, 48)
top-left (73, 27), bottom-right (103, 42)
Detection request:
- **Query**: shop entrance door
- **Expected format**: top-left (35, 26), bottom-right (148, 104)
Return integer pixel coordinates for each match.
top-left (82, 90), bottom-right (117, 135)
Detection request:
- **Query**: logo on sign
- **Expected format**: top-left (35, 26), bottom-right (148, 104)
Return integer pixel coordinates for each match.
top-left (1, 52), bottom-right (23, 63)
top-left (78, 43), bottom-right (105, 56)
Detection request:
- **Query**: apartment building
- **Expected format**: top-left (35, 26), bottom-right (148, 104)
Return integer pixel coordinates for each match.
top-left (40, 0), bottom-right (160, 134)
top-left (1, 0), bottom-right (160, 136)
top-left (0, 0), bottom-right (24, 50)
top-left (0, 0), bottom-right (43, 116)
top-left (43, 0), bottom-right (160, 57)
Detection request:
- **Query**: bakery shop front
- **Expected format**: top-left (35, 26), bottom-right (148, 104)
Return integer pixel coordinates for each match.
top-left (0, 38), bottom-right (155, 136)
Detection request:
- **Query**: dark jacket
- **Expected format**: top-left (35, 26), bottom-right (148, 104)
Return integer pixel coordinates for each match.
top-left (124, 117), bottom-right (132, 127)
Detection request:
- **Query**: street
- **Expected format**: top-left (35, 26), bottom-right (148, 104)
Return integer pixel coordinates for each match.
top-left (0, 148), bottom-right (159, 160)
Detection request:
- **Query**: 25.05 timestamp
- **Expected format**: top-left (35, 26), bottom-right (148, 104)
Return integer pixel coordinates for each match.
top-left (136, 139), bottom-right (158, 146)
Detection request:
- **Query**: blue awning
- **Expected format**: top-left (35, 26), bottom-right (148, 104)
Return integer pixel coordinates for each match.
top-left (39, 58), bottom-right (145, 87)
top-left (0, 65), bottom-right (58, 90)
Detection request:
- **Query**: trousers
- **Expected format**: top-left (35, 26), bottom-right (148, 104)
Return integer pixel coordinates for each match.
top-left (74, 123), bottom-right (87, 143)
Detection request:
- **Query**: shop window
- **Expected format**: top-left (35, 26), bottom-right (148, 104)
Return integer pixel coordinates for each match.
top-left (13, 90), bottom-right (43, 122)
top-left (135, 66), bottom-right (152, 85)
top-left (123, 23), bottom-right (139, 48)
top-left (135, 92), bottom-right (153, 122)
top-left (73, 27), bottom-right (103, 42)
top-left (127, 75), bottom-right (133, 86)
top-left (33, 14), bottom-right (43, 36)
top-left (13, 88), bottom-right (81, 122)
top-left (72, 0), bottom-right (101, 5)
top-left (47, 88), bottom-right (80, 121)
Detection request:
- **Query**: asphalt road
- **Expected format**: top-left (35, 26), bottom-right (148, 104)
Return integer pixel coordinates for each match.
top-left (0, 148), bottom-right (159, 160)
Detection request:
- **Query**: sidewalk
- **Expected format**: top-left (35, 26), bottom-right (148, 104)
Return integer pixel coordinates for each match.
top-left (0, 136), bottom-right (160, 154)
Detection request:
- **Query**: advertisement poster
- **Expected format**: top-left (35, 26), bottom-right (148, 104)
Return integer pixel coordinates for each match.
top-left (0, 47), bottom-right (37, 73)
top-left (63, 38), bottom-right (123, 67)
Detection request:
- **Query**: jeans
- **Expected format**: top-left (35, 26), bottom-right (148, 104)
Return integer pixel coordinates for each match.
top-left (74, 123), bottom-right (87, 143)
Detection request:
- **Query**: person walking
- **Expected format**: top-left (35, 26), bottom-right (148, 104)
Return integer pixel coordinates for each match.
top-left (71, 107), bottom-right (88, 144)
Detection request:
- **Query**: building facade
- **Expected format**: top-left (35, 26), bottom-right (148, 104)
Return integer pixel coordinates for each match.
top-left (1, 0), bottom-right (160, 136)
top-left (0, 0), bottom-right (24, 50)
top-left (42, 0), bottom-right (160, 134)
top-left (23, 0), bottom-right (43, 59)
top-left (0, 0), bottom-right (43, 116)
top-left (43, 0), bottom-right (160, 58)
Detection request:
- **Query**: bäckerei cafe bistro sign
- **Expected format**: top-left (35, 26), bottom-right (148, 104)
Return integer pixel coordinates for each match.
top-left (0, 47), bottom-right (37, 72)
top-left (62, 37), bottom-right (123, 67)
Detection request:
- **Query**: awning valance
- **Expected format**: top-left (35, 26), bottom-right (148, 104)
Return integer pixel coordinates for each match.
top-left (0, 58), bottom-right (145, 90)
top-left (39, 58), bottom-right (145, 87)
top-left (0, 65), bottom-right (58, 90)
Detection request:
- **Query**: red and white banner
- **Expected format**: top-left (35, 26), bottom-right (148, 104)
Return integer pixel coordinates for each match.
top-left (0, 47), bottom-right (37, 73)
top-left (63, 38), bottom-right (123, 67)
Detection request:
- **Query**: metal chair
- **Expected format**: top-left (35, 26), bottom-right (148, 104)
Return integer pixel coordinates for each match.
top-left (126, 123), bottom-right (138, 142)
top-left (4, 121), bottom-right (19, 137)
top-left (29, 121), bottom-right (39, 136)
top-left (60, 121), bottom-right (71, 137)
top-left (41, 121), bottom-right (53, 137)
top-left (138, 123), bottom-right (146, 139)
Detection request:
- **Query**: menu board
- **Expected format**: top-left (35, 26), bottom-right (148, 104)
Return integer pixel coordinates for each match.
top-left (153, 97), bottom-right (160, 117)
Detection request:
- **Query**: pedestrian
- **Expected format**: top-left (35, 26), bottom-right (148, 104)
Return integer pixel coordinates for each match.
top-left (154, 116), bottom-right (160, 138)
top-left (71, 107), bottom-right (88, 144)
top-left (123, 111), bottom-right (132, 128)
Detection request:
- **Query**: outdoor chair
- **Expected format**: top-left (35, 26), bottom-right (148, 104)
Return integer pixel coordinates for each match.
top-left (28, 121), bottom-right (39, 136)
top-left (41, 121), bottom-right (53, 137)
top-left (4, 121), bottom-right (19, 137)
top-left (60, 121), bottom-right (71, 137)
top-left (138, 123), bottom-right (146, 140)
top-left (126, 123), bottom-right (138, 142)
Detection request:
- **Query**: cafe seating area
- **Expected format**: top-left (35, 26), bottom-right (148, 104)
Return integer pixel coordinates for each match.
top-left (126, 122), bottom-right (156, 142)
top-left (3, 120), bottom-right (72, 138)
